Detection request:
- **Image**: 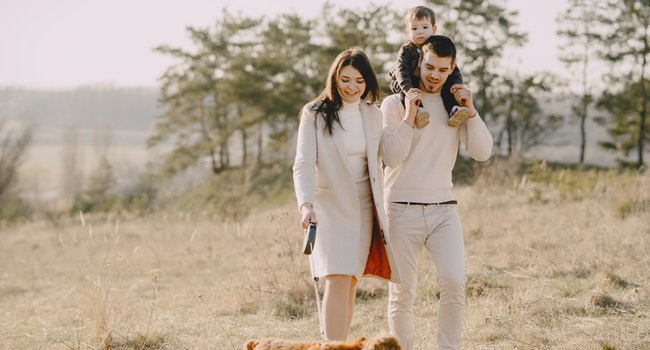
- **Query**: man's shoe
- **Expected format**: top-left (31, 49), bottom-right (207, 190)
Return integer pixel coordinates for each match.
top-left (448, 106), bottom-right (471, 127)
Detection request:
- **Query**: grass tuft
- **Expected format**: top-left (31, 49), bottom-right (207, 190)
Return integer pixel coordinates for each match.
top-left (273, 285), bottom-right (314, 320)
top-left (100, 332), bottom-right (167, 350)
top-left (356, 286), bottom-right (387, 301)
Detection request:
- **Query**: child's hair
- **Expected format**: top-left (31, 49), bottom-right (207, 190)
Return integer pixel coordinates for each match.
top-left (422, 35), bottom-right (457, 64)
top-left (405, 6), bottom-right (436, 29)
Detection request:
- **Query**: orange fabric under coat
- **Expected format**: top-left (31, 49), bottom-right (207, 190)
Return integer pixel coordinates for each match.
top-left (363, 208), bottom-right (391, 280)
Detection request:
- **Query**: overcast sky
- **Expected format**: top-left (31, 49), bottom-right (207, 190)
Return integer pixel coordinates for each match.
top-left (0, 0), bottom-right (567, 89)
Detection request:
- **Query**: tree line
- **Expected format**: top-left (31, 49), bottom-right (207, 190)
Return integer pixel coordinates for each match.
top-left (147, 0), bottom-right (648, 174)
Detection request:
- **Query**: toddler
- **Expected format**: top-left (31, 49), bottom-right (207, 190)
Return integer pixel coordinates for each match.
top-left (388, 6), bottom-right (471, 128)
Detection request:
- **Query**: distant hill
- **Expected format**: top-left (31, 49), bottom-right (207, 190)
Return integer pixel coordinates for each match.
top-left (0, 86), bottom-right (160, 133)
top-left (0, 86), bottom-right (621, 167)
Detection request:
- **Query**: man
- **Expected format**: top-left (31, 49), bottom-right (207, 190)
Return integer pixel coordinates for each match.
top-left (380, 35), bottom-right (493, 350)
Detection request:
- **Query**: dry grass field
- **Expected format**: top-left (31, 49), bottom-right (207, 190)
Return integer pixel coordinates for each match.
top-left (1, 165), bottom-right (648, 349)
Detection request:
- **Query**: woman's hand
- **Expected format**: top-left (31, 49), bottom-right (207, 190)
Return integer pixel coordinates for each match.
top-left (300, 203), bottom-right (317, 229)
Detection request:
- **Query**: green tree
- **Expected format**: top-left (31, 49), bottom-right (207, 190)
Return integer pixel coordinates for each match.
top-left (598, 79), bottom-right (650, 167)
top-left (317, 3), bottom-right (402, 83)
top-left (427, 0), bottom-right (527, 121)
top-left (229, 13), bottom-right (318, 166)
top-left (556, 0), bottom-right (604, 164)
top-left (73, 156), bottom-right (118, 213)
top-left (150, 10), bottom-right (260, 175)
top-left (596, 0), bottom-right (649, 168)
top-left (121, 163), bottom-right (162, 216)
top-left (492, 73), bottom-right (563, 157)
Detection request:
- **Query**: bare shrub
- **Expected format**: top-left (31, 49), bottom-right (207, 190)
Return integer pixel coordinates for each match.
top-left (0, 120), bottom-right (34, 221)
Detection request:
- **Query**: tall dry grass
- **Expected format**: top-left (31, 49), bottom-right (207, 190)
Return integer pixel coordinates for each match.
top-left (0, 164), bottom-right (648, 349)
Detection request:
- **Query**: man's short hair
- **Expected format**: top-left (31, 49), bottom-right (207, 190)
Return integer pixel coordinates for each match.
top-left (422, 35), bottom-right (457, 64)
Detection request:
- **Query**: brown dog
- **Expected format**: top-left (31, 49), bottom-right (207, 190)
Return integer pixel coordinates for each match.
top-left (244, 333), bottom-right (400, 350)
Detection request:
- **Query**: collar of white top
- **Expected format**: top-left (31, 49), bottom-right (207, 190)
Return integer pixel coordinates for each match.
top-left (341, 99), bottom-right (361, 111)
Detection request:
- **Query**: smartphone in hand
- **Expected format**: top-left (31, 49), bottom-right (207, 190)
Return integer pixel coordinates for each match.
top-left (303, 222), bottom-right (317, 255)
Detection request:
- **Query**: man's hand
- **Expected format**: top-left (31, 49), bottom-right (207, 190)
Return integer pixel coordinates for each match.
top-left (403, 88), bottom-right (422, 127)
top-left (450, 84), bottom-right (477, 118)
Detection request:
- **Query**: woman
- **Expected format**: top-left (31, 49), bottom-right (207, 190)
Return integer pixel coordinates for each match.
top-left (292, 48), bottom-right (400, 341)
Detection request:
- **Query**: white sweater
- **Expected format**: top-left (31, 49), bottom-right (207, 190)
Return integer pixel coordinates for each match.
top-left (339, 100), bottom-right (368, 183)
top-left (380, 93), bottom-right (493, 204)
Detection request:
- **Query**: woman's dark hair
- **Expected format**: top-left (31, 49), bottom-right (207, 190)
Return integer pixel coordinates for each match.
top-left (301, 48), bottom-right (381, 135)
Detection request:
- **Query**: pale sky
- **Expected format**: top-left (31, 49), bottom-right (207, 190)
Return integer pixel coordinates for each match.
top-left (0, 0), bottom-right (567, 89)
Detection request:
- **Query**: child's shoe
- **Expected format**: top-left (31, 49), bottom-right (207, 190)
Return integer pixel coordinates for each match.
top-left (447, 106), bottom-right (471, 127)
top-left (415, 106), bottom-right (430, 129)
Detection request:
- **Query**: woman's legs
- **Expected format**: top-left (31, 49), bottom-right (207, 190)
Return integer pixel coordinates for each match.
top-left (322, 274), bottom-right (357, 341)
top-left (345, 276), bottom-right (358, 337)
top-left (322, 180), bottom-right (369, 340)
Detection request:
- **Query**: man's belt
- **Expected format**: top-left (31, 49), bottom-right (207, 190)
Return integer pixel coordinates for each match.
top-left (394, 200), bottom-right (458, 206)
